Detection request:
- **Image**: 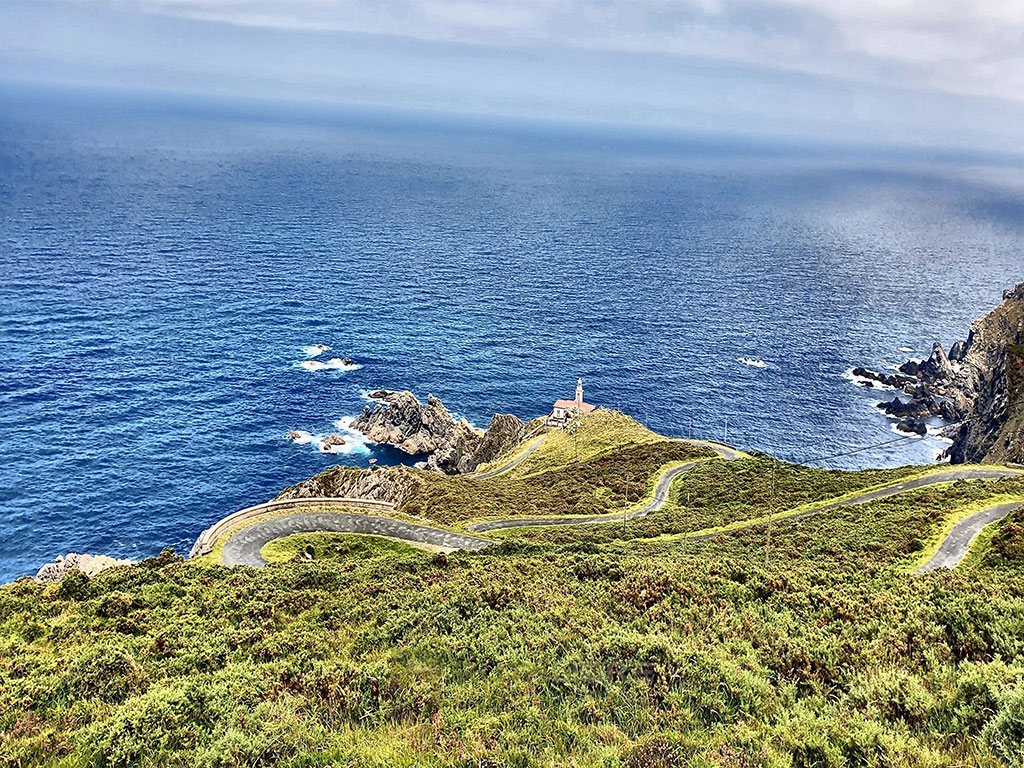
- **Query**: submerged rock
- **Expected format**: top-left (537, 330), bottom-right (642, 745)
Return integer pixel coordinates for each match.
top-left (896, 419), bottom-right (928, 436)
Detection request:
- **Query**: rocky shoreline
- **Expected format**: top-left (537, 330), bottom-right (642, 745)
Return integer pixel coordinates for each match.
top-left (351, 390), bottom-right (527, 474)
top-left (35, 552), bottom-right (134, 582)
top-left (854, 282), bottom-right (1024, 463)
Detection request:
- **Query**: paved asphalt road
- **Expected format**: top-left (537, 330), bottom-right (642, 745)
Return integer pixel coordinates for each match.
top-left (211, 442), bottom-right (1021, 568)
top-left (916, 500), bottom-right (1023, 573)
top-left (472, 435), bottom-right (546, 480)
top-left (221, 512), bottom-right (493, 567)
top-left (467, 459), bottom-right (706, 532)
top-left (687, 467), bottom-right (1022, 542)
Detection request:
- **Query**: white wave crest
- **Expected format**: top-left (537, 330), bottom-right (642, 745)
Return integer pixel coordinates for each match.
top-left (842, 367), bottom-right (897, 391)
top-left (323, 357), bottom-right (362, 371)
top-left (301, 344), bottom-right (332, 358)
top-left (926, 425), bottom-right (955, 444)
top-left (286, 430), bottom-right (317, 444)
top-left (300, 357), bottom-right (361, 372)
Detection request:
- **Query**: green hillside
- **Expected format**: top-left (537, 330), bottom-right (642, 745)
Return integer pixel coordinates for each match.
top-left (4, 412), bottom-right (1024, 768)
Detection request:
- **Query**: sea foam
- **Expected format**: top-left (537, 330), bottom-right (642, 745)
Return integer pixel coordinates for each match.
top-left (300, 357), bottom-right (362, 372)
top-left (301, 344), bottom-right (331, 358)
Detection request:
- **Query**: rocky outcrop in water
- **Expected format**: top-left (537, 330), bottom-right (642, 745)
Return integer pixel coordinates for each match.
top-left (35, 553), bottom-right (134, 582)
top-left (859, 283), bottom-right (1024, 465)
top-left (351, 391), bottom-right (527, 474)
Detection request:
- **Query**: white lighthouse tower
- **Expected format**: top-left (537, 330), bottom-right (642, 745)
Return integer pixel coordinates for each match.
top-left (575, 377), bottom-right (584, 404)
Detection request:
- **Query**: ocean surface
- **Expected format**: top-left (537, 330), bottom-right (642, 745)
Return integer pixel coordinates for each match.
top-left (2, 85), bottom-right (1022, 582)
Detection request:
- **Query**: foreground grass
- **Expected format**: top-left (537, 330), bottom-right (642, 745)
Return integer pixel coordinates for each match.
top-left (5, 415), bottom-right (1024, 767)
top-left (4, 487), bottom-right (1024, 766)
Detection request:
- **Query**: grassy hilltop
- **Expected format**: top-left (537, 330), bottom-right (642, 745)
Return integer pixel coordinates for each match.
top-left (3, 411), bottom-right (1024, 768)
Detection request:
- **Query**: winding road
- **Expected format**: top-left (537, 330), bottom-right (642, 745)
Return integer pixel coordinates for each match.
top-left (915, 500), bottom-right (1023, 573)
top-left (472, 435), bottom-right (547, 480)
top-left (468, 459), bottom-right (709, 532)
top-left (221, 512), bottom-right (492, 567)
top-left (203, 433), bottom-right (1021, 569)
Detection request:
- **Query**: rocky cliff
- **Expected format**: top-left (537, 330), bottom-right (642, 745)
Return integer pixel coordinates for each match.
top-left (944, 284), bottom-right (1024, 464)
top-left (352, 391), bottom-right (527, 474)
top-left (275, 464), bottom-right (418, 505)
top-left (858, 283), bottom-right (1024, 464)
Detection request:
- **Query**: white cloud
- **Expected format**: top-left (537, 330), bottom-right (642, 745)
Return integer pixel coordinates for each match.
top-left (79, 0), bottom-right (1023, 101)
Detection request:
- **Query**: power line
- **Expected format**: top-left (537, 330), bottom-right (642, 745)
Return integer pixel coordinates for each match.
top-left (800, 435), bottom-right (920, 464)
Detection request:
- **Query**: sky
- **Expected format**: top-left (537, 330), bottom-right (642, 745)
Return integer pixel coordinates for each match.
top-left (2, 0), bottom-right (1023, 152)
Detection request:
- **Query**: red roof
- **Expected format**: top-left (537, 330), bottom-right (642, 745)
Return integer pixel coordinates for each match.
top-left (553, 399), bottom-right (596, 414)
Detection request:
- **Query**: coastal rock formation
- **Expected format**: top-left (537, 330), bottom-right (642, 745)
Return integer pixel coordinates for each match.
top-left (896, 419), bottom-right (928, 436)
top-left (35, 553), bottom-right (133, 582)
top-left (319, 434), bottom-right (348, 452)
top-left (351, 390), bottom-right (527, 474)
top-left (860, 283), bottom-right (1024, 465)
top-left (944, 284), bottom-right (1024, 464)
top-left (276, 464), bottom-right (417, 505)
top-left (852, 366), bottom-right (917, 390)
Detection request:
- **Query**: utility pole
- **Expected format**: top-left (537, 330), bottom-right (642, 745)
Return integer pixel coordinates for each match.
top-left (766, 449), bottom-right (776, 568)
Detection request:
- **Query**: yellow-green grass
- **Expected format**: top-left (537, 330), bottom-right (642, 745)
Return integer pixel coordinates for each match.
top-left (653, 463), bottom-right (1024, 545)
top-left (508, 409), bottom-right (669, 478)
top-left (920, 495), bottom-right (1024, 572)
top-left (466, 456), bottom-right (716, 534)
top-left (260, 533), bottom-right (442, 564)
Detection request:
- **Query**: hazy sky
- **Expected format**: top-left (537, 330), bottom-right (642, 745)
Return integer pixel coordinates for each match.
top-left (3, 0), bottom-right (1023, 151)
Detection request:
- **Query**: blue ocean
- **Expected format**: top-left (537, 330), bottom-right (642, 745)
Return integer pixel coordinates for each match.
top-left (2, 85), bottom-right (1022, 582)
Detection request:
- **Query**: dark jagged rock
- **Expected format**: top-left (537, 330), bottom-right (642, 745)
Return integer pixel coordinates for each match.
top-left (896, 419), bottom-right (928, 436)
top-left (918, 342), bottom-right (954, 383)
top-left (856, 283), bottom-right (1024, 465)
top-left (351, 390), bottom-right (527, 474)
top-left (877, 392), bottom-right (940, 419)
top-left (852, 367), bottom-right (917, 390)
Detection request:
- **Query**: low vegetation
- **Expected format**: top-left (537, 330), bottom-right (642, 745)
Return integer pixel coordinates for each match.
top-left (3, 413), bottom-right (1024, 767)
top-left (260, 534), bottom-right (431, 564)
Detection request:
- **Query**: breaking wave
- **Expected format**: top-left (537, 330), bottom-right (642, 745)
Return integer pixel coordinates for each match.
top-left (301, 344), bottom-right (331, 358)
top-left (300, 357), bottom-right (362, 372)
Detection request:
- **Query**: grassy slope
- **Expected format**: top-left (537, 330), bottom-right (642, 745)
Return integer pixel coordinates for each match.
top-left (261, 534), bottom-right (435, 563)
top-left (967, 505), bottom-right (1024, 571)
top-left (4, 417), bottom-right (1024, 767)
top-left (399, 411), bottom-right (716, 527)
